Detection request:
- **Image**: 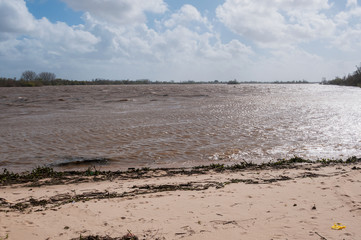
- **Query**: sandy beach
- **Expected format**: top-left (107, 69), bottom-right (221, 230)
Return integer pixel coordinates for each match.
top-left (1, 161), bottom-right (360, 240)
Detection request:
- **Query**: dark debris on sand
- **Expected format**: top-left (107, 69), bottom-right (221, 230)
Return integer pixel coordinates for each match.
top-left (1, 156), bottom-right (361, 213)
top-left (71, 230), bottom-right (166, 240)
top-left (1, 156), bottom-right (360, 187)
top-left (71, 234), bottom-right (139, 240)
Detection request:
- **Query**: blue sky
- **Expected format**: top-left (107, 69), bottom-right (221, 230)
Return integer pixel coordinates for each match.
top-left (0, 0), bottom-right (361, 82)
top-left (26, 0), bottom-right (83, 25)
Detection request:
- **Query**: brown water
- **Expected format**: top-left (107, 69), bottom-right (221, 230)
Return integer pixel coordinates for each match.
top-left (0, 84), bottom-right (360, 172)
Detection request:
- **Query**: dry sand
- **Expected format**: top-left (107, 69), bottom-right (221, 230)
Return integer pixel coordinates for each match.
top-left (1, 163), bottom-right (360, 240)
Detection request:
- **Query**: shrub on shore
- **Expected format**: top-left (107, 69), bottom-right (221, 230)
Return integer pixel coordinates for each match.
top-left (323, 63), bottom-right (361, 87)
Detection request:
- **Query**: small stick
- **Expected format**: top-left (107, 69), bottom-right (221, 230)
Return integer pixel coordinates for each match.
top-left (315, 231), bottom-right (328, 240)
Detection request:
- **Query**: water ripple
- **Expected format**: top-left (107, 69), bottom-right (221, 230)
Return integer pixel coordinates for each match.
top-left (0, 84), bottom-right (360, 172)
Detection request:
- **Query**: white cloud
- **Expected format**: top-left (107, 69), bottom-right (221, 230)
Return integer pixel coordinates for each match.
top-left (332, 27), bottom-right (361, 51)
top-left (78, 14), bottom-right (253, 76)
top-left (35, 18), bottom-right (99, 54)
top-left (0, 0), bottom-right (100, 77)
top-left (216, 0), bottom-right (334, 48)
top-left (55, 2), bottom-right (254, 80)
top-left (0, 0), bottom-right (35, 35)
top-left (164, 4), bottom-right (207, 28)
top-left (61, 0), bottom-right (167, 25)
top-left (0, 1), bottom-right (255, 81)
top-left (332, 5), bottom-right (361, 51)
top-left (335, 4), bottom-right (361, 24)
top-left (0, 0), bottom-right (99, 51)
top-left (346, 0), bottom-right (358, 8)
top-left (2, 0), bottom-right (361, 82)
top-left (275, 0), bottom-right (331, 10)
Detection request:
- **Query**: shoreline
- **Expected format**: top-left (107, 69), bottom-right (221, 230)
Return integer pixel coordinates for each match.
top-left (1, 158), bottom-right (360, 239)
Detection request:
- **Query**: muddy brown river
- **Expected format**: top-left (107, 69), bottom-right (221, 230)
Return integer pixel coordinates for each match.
top-left (0, 84), bottom-right (360, 172)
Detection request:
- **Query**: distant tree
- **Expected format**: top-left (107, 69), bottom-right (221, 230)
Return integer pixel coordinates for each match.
top-left (321, 77), bottom-right (327, 85)
top-left (21, 70), bottom-right (37, 81)
top-left (227, 79), bottom-right (239, 84)
top-left (38, 72), bottom-right (56, 81)
top-left (0, 77), bottom-right (18, 87)
top-left (326, 63), bottom-right (361, 87)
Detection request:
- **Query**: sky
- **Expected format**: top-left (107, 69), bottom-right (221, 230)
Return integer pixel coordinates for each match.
top-left (0, 0), bottom-right (361, 82)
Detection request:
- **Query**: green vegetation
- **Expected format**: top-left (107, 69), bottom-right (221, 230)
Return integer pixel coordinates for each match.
top-left (84, 166), bottom-right (102, 176)
top-left (227, 79), bottom-right (240, 84)
top-left (193, 161), bottom-right (257, 172)
top-left (72, 231), bottom-right (139, 240)
top-left (1, 156), bottom-right (360, 186)
top-left (0, 166), bottom-right (63, 185)
top-left (193, 156), bottom-right (360, 172)
top-left (0, 76), bottom-right (155, 87)
top-left (0, 70), bottom-right (314, 87)
top-left (0, 76), bottom-right (225, 87)
top-left (0, 234), bottom-right (9, 240)
top-left (272, 80), bottom-right (309, 84)
top-left (1, 156), bottom-right (360, 213)
top-left (0, 70), bottom-right (158, 87)
top-left (0, 70), bottom-right (224, 87)
top-left (323, 63), bottom-right (361, 87)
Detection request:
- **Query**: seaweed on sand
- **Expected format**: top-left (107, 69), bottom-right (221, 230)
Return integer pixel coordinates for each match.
top-left (72, 230), bottom-right (141, 240)
top-left (1, 156), bottom-right (360, 212)
top-left (72, 234), bottom-right (138, 240)
top-left (1, 156), bottom-right (361, 187)
top-left (0, 166), bottom-right (63, 184)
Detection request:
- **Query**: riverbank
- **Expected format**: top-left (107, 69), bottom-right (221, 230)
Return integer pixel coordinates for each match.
top-left (1, 159), bottom-right (360, 240)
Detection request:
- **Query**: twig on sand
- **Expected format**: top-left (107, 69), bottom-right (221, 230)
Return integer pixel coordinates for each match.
top-left (315, 232), bottom-right (328, 240)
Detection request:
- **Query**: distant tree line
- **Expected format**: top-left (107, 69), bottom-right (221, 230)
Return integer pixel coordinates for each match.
top-left (0, 71), bottom-right (232, 87)
top-left (227, 79), bottom-right (311, 84)
top-left (0, 70), bottom-right (58, 87)
top-left (0, 71), bottom-right (157, 87)
top-left (272, 80), bottom-right (309, 84)
top-left (322, 64), bottom-right (361, 87)
top-left (0, 70), bottom-right (315, 87)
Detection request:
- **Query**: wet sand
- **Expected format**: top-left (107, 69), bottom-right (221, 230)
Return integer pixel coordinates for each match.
top-left (1, 161), bottom-right (360, 240)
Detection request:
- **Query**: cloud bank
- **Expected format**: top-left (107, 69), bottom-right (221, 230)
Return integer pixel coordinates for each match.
top-left (0, 0), bottom-right (360, 81)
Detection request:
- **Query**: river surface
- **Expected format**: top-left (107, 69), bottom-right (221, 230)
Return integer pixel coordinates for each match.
top-left (0, 84), bottom-right (360, 172)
